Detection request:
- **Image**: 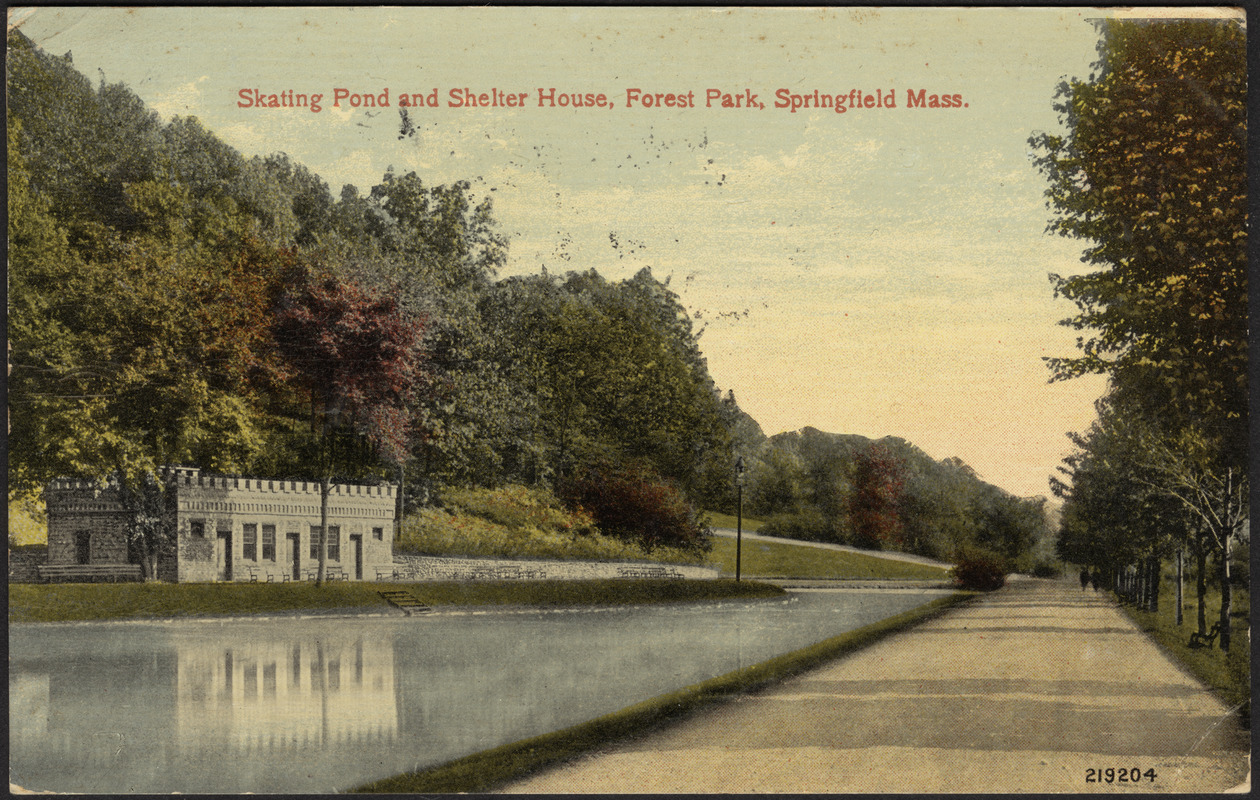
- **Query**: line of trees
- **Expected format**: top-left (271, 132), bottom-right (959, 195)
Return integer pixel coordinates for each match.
top-left (738, 428), bottom-right (1054, 568)
top-left (7, 30), bottom-right (739, 566)
top-left (1030, 19), bottom-right (1247, 651)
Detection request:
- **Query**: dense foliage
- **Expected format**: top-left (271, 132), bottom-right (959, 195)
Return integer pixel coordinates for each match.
top-left (1031, 19), bottom-right (1247, 651)
top-left (745, 429), bottom-right (1052, 566)
top-left (6, 30), bottom-right (732, 556)
top-left (559, 462), bottom-right (712, 554)
top-left (950, 546), bottom-right (1009, 592)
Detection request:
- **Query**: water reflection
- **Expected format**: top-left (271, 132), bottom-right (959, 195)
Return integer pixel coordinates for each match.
top-left (10, 590), bottom-right (950, 794)
top-left (175, 636), bottom-right (398, 752)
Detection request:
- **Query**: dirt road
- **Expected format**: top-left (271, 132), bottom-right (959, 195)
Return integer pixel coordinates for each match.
top-left (711, 527), bottom-right (953, 568)
top-left (500, 576), bottom-right (1250, 793)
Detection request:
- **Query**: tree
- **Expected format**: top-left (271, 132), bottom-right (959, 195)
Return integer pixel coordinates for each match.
top-left (849, 444), bottom-right (905, 550)
top-left (1029, 18), bottom-right (1247, 466)
top-left (270, 268), bottom-right (428, 584)
top-left (1032, 18), bottom-right (1246, 647)
top-left (1136, 425), bottom-right (1247, 651)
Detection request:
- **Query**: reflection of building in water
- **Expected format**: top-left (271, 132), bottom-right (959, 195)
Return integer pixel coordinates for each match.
top-left (9, 673), bottom-right (50, 739)
top-left (176, 635), bottom-right (398, 751)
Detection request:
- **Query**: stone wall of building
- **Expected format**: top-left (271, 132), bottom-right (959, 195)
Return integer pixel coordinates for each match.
top-left (391, 553), bottom-right (721, 582)
top-left (44, 478), bottom-right (134, 568)
top-left (8, 547), bottom-right (46, 583)
top-left (171, 469), bottom-right (396, 582)
top-left (44, 468), bottom-right (398, 583)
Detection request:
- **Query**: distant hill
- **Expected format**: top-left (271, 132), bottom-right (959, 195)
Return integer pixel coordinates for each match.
top-left (740, 426), bottom-right (1052, 568)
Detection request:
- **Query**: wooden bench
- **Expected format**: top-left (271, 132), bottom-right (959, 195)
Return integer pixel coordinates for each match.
top-left (1189, 623), bottom-right (1221, 649)
top-left (243, 566), bottom-right (279, 583)
top-left (37, 564), bottom-right (144, 583)
top-left (617, 566), bottom-right (683, 580)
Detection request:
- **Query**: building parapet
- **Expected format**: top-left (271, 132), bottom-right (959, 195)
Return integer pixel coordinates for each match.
top-left (48, 471), bottom-right (395, 499)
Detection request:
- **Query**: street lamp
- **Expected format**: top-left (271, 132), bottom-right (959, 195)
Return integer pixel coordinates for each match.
top-left (735, 456), bottom-right (745, 582)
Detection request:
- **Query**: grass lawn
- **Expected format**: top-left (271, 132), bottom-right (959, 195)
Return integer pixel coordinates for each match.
top-left (705, 535), bottom-right (951, 581)
top-left (8, 578), bottom-right (784, 624)
top-left (1119, 576), bottom-right (1250, 727)
top-left (704, 510), bottom-right (765, 532)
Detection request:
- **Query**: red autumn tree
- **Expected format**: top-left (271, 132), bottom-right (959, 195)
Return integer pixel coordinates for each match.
top-left (849, 443), bottom-right (906, 550)
top-left (272, 268), bottom-right (427, 584)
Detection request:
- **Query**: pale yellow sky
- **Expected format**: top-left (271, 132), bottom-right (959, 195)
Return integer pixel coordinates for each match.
top-left (10, 6), bottom-right (1175, 497)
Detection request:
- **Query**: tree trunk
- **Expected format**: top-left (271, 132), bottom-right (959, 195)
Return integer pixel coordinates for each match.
top-left (396, 462), bottom-right (405, 534)
top-left (1195, 548), bottom-right (1208, 636)
top-left (317, 476), bottom-right (329, 586)
top-left (1148, 555), bottom-right (1160, 613)
top-left (1218, 534), bottom-right (1231, 652)
top-left (1175, 548), bottom-right (1183, 626)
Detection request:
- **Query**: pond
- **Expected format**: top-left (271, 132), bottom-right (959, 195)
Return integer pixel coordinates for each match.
top-left (9, 588), bottom-right (952, 794)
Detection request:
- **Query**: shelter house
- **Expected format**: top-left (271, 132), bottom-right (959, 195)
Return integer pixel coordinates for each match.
top-left (44, 467), bottom-right (396, 582)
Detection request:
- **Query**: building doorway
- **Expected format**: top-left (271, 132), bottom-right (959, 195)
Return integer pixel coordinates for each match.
top-left (287, 532), bottom-right (301, 580)
top-left (215, 530), bottom-right (232, 581)
top-left (75, 531), bottom-right (91, 565)
top-left (350, 534), bottom-right (363, 580)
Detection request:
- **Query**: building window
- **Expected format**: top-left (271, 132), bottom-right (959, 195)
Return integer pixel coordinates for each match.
top-left (310, 526), bottom-right (321, 560)
top-left (190, 520), bottom-right (205, 538)
top-left (262, 525), bottom-right (276, 561)
top-left (373, 527), bottom-right (384, 541)
top-left (328, 526), bottom-right (341, 562)
top-left (242, 524), bottom-right (257, 561)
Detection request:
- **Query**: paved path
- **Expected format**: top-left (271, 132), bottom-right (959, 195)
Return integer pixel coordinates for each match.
top-left (712, 527), bottom-right (953, 569)
top-left (500, 577), bottom-right (1250, 793)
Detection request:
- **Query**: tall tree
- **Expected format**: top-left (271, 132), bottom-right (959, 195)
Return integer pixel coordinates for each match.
top-left (270, 268), bottom-right (428, 584)
top-left (1029, 18), bottom-right (1247, 466)
top-left (849, 444), bottom-right (906, 551)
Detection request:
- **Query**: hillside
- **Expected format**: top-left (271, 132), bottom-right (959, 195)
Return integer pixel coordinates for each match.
top-left (739, 426), bottom-right (1053, 569)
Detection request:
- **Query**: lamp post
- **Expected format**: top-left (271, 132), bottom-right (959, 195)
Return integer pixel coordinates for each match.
top-left (735, 456), bottom-right (745, 582)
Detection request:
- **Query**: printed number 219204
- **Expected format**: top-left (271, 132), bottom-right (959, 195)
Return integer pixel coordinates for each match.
top-left (1086, 768), bottom-right (1157, 783)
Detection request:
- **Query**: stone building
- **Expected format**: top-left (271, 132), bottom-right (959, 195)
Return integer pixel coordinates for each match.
top-left (44, 467), bottom-right (396, 582)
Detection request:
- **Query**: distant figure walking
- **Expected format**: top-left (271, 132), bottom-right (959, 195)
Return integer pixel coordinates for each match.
top-left (1080, 568), bottom-right (1091, 591)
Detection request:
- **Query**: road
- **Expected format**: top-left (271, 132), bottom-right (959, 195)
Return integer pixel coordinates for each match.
top-left (711, 527), bottom-right (954, 568)
top-left (500, 576), bottom-right (1250, 793)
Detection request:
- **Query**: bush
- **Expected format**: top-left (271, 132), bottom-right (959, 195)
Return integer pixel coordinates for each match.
top-left (1031, 560), bottom-right (1063, 578)
top-left (951, 546), bottom-right (1009, 591)
top-left (559, 463), bottom-right (711, 554)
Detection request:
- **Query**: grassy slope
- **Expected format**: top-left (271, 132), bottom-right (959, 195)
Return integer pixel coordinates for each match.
top-left (704, 511), bottom-right (765, 532)
top-left (706, 535), bottom-right (950, 580)
top-left (9, 579), bottom-right (784, 624)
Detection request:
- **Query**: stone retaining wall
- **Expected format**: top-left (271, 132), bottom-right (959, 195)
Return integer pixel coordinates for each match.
top-left (8, 549), bottom-right (46, 583)
top-left (388, 553), bottom-right (721, 582)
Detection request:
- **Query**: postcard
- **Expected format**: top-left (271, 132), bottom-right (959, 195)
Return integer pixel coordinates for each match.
top-left (8, 6), bottom-right (1249, 794)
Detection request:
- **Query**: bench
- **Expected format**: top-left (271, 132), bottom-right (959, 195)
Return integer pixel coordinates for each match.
top-left (377, 566), bottom-right (417, 581)
top-left (617, 566), bottom-right (683, 580)
top-left (243, 566), bottom-right (279, 583)
top-left (1189, 623), bottom-right (1221, 649)
top-left (37, 564), bottom-right (144, 583)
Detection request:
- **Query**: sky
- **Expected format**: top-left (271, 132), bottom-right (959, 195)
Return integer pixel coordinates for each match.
top-left (13, 6), bottom-right (1219, 499)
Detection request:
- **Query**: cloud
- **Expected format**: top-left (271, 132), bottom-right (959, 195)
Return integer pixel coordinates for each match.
top-left (149, 75), bottom-right (210, 119)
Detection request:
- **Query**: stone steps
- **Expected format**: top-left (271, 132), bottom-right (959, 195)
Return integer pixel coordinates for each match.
top-left (378, 589), bottom-right (432, 616)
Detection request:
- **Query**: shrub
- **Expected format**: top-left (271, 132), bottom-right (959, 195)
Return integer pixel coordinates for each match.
top-left (951, 546), bottom-right (1009, 591)
top-left (1031, 560), bottom-right (1063, 579)
top-left (559, 463), bottom-right (711, 554)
